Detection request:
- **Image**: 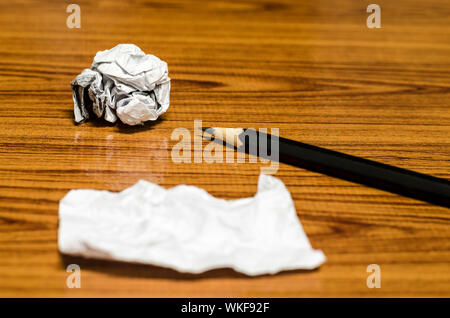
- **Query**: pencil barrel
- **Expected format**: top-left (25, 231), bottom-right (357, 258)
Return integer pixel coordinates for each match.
top-left (241, 130), bottom-right (450, 208)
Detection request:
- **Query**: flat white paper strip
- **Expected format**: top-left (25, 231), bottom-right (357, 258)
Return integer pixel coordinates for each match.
top-left (58, 175), bottom-right (326, 276)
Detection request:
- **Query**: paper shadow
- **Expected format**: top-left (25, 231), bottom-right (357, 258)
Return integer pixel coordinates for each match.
top-left (69, 103), bottom-right (166, 133)
top-left (60, 253), bottom-right (319, 281)
top-left (115, 115), bottom-right (168, 134)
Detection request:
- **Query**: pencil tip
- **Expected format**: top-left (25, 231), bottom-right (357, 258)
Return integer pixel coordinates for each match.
top-left (201, 127), bottom-right (216, 134)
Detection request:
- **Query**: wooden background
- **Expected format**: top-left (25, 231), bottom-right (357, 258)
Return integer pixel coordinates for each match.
top-left (0, 0), bottom-right (449, 297)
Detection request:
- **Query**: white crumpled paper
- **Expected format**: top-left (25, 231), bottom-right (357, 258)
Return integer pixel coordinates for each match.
top-left (58, 175), bottom-right (325, 276)
top-left (71, 44), bottom-right (171, 125)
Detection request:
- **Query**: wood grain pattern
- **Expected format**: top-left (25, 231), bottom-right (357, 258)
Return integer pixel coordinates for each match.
top-left (0, 0), bottom-right (449, 297)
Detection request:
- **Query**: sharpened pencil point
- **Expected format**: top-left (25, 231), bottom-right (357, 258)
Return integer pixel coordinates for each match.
top-left (200, 127), bottom-right (245, 147)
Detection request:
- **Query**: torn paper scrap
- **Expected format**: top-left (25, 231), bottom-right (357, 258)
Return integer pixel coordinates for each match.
top-left (58, 175), bottom-right (326, 276)
top-left (71, 44), bottom-right (170, 125)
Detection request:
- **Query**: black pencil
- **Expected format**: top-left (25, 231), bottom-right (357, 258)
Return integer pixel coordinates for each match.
top-left (202, 127), bottom-right (450, 208)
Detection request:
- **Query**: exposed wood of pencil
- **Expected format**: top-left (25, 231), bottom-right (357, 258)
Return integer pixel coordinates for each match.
top-left (0, 0), bottom-right (449, 297)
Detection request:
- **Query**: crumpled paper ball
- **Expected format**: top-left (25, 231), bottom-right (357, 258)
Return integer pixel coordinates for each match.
top-left (71, 44), bottom-right (171, 125)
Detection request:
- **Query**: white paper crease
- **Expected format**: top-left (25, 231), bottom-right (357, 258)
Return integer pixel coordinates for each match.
top-left (58, 175), bottom-right (326, 276)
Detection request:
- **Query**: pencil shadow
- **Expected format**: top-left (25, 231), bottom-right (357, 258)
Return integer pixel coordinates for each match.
top-left (59, 253), bottom-right (319, 280)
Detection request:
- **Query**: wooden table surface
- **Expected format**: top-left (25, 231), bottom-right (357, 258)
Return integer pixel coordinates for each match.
top-left (0, 0), bottom-right (449, 297)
